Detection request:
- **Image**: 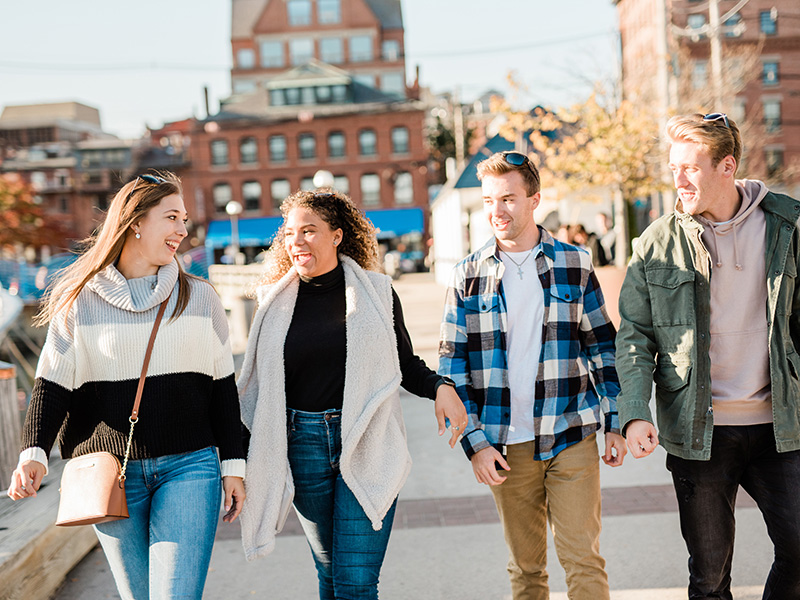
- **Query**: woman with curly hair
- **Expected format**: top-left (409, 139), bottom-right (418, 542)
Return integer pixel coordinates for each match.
top-left (238, 189), bottom-right (467, 599)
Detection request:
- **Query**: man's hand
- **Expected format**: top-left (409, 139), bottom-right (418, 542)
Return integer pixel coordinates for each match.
top-left (434, 384), bottom-right (469, 448)
top-left (7, 460), bottom-right (45, 500)
top-left (470, 447), bottom-right (510, 486)
top-left (603, 432), bottom-right (627, 467)
top-left (625, 420), bottom-right (659, 458)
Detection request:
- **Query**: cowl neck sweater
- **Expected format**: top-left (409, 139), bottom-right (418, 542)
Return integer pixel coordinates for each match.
top-left (86, 259), bottom-right (179, 312)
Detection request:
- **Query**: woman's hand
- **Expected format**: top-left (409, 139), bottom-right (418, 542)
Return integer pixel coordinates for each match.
top-left (434, 384), bottom-right (469, 448)
top-left (7, 460), bottom-right (45, 500)
top-left (222, 476), bottom-right (246, 523)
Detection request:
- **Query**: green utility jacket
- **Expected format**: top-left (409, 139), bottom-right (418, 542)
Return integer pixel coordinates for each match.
top-left (616, 190), bottom-right (800, 460)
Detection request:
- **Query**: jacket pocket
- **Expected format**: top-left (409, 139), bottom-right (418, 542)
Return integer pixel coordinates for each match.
top-left (654, 356), bottom-right (692, 391)
top-left (549, 284), bottom-right (581, 303)
top-left (645, 267), bottom-right (695, 326)
top-left (464, 294), bottom-right (497, 313)
top-left (787, 347), bottom-right (800, 380)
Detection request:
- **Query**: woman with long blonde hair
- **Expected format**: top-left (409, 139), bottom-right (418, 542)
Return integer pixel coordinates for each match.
top-left (238, 189), bottom-right (468, 599)
top-left (7, 172), bottom-right (246, 600)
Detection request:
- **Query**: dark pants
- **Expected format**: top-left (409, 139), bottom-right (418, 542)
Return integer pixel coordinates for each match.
top-left (667, 424), bottom-right (800, 600)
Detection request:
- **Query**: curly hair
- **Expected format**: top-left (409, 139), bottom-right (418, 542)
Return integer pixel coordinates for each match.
top-left (255, 188), bottom-right (382, 287)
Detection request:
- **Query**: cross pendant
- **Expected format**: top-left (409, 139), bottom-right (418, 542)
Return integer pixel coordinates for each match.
top-left (517, 267), bottom-right (524, 279)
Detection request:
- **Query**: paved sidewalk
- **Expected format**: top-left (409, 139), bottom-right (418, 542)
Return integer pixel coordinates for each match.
top-left (55, 271), bottom-right (773, 599)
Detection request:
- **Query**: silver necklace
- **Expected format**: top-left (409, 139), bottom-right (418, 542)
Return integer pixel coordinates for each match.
top-left (501, 249), bottom-right (534, 279)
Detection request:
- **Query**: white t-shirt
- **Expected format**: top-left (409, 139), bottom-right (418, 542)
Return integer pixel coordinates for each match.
top-left (500, 248), bottom-right (545, 444)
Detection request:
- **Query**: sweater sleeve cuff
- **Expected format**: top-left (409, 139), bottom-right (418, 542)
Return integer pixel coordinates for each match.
top-left (19, 447), bottom-right (49, 476)
top-left (220, 458), bottom-right (246, 479)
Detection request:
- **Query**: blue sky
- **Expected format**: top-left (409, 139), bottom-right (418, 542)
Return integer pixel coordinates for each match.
top-left (0, 0), bottom-right (618, 138)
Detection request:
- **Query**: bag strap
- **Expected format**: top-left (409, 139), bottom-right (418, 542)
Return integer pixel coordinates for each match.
top-left (119, 298), bottom-right (170, 481)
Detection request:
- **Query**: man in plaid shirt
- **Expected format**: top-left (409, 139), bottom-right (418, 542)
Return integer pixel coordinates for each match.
top-left (438, 151), bottom-right (626, 600)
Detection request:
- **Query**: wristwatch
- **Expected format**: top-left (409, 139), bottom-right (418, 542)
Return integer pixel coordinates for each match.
top-left (438, 376), bottom-right (456, 389)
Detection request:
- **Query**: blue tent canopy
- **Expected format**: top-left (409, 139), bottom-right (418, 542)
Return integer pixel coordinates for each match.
top-left (205, 207), bottom-right (425, 249)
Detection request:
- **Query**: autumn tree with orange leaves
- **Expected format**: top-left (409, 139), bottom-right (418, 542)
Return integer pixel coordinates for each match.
top-left (0, 174), bottom-right (68, 252)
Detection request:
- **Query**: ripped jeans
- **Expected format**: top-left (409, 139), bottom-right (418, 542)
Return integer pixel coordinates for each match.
top-left (667, 424), bottom-right (800, 600)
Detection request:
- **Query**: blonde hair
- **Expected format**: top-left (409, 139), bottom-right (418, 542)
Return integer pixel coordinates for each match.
top-left (35, 171), bottom-right (198, 326)
top-left (476, 152), bottom-right (541, 196)
top-left (256, 189), bottom-right (382, 286)
top-left (666, 113), bottom-right (742, 172)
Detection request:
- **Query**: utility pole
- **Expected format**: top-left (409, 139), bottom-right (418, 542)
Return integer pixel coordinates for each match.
top-left (708, 0), bottom-right (724, 108)
top-left (453, 87), bottom-right (466, 172)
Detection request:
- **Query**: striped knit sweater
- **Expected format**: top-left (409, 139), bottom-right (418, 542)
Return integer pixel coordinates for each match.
top-left (19, 260), bottom-right (246, 478)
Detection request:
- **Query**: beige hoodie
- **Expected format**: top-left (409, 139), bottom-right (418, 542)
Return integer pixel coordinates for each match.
top-left (692, 179), bottom-right (773, 425)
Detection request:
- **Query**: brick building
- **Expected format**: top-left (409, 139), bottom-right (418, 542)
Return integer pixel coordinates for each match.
top-left (185, 0), bottom-right (430, 258)
top-left (0, 102), bottom-right (127, 244)
top-left (616, 0), bottom-right (800, 194)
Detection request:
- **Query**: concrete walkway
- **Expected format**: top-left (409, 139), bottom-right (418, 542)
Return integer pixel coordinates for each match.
top-left (54, 271), bottom-right (773, 599)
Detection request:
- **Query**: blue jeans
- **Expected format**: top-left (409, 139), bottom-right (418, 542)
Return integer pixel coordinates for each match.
top-left (667, 424), bottom-right (800, 600)
top-left (287, 408), bottom-right (397, 600)
top-left (93, 446), bottom-right (222, 600)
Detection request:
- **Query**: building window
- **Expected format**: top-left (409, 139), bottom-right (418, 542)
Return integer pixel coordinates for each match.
top-left (391, 127), bottom-right (409, 154)
top-left (764, 100), bottom-right (781, 133)
top-left (763, 61), bottom-right (779, 86)
top-left (320, 38), bottom-right (344, 64)
top-left (382, 40), bottom-right (400, 61)
top-left (270, 89), bottom-right (285, 106)
top-left (298, 133), bottom-right (316, 159)
top-left (328, 131), bottom-right (346, 158)
top-left (760, 10), bottom-right (777, 35)
top-left (290, 39), bottom-right (314, 66)
top-left (332, 84), bottom-right (348, 102)
top-left (692, 60), bottom-right (707, 89)
top-left (233, 79), bottom-right (257, 94)
top-left (285, 88), bottom-right (301, 104)
top-left (242, 181), bottom-right (262, 211)
top-left (96, 194), bottom-right (109, 211)
top-left (765, 148), bottom-right (783, 178)
top-left (211, 139), bottom-right (229, 166)
top-left (723, 14), bottom-right (742, 37)
top-left (333, 175), bottom-right (349, 194)
top-left (394, 172), bottom-right (413, 205)
top-left (360, 174), bottom-right (380, 206)
top-left (300, 177), bottom-right (315, 191)
top-left (317, 86), bottom-right (332, 103)
top-left (213, 183), bottom-right (232, 213)
top-left (688, 14), bottom-right (706, 35)
top-left (287, 0), bottom-right (312, 26)
top-left (318, 0), bottom-right (341, 24)
top-left (240, 137), bottom-right (258, 164)
top-left (271, 179), bottom-right (291, 210)
top-left (60, 196), bottom-right (69, 212)
top-left (237, 48), bottom-right (255, 69)
top-left (359, 129), bottom-right (377, 156)
top-left (350, 36), bottom-right (373, 62)
top-left (269, 135), bottom-right (288, 162)
top-left (731, 98), bottom-right (746, 124)
top-left (260, 41), bottom-right (284, 68)
top-left (301, 86), bottom-right (316, 105)
top-left (381, 73), bottom-right (405, 97)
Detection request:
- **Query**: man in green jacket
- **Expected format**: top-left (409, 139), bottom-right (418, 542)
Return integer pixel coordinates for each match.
top-left (616, 113), bottom-right (800, 600)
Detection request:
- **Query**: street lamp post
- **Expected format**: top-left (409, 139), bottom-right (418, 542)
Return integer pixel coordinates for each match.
top-left (225, 200), bottom-right (243, 264)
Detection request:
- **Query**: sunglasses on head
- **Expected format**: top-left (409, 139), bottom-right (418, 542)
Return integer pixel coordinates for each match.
top-left (501, 151), bottom-right (540, 181)
top-left (126, 174), bottom-right (166, 202)
top-left (703, 113), bottom-right (730, 128)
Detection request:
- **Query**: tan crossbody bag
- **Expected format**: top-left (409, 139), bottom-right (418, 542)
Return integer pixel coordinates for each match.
top-left (55, 298), bottom-right (169, 527)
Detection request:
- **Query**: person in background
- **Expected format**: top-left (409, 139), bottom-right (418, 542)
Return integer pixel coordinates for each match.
top-left (7, 172), bottom-right (246, 600)
top-left (237, 189), bottom-right (467, 599)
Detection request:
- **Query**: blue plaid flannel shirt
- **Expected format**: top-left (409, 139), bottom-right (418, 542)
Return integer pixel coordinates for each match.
top-left (438, 227), bottom-right (620, 460)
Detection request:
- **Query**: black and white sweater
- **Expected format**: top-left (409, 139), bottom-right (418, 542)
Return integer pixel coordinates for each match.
top-left (20, 260), bottom-right (246, 478)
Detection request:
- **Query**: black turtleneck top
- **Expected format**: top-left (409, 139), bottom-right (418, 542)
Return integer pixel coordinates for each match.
top-left (283, 263), bottom-right (443, 411)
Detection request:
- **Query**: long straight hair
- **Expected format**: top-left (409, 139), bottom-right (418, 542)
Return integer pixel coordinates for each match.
top-left (35, 171), bottom-right (197, 326)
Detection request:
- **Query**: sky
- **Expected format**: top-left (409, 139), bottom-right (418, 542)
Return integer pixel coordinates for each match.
top-left (0, 0), bottom-right (619, 139)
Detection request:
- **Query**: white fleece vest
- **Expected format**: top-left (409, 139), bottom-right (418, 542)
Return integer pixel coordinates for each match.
top-left (237, 256), bottom-right (411, 561)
